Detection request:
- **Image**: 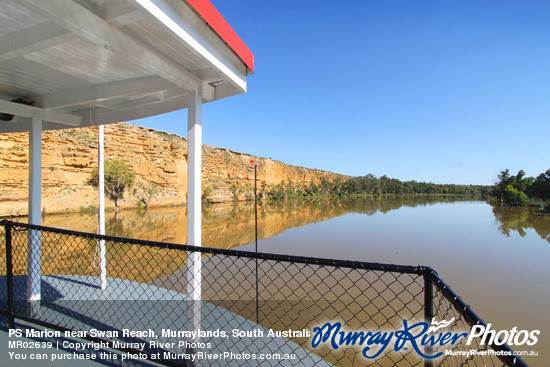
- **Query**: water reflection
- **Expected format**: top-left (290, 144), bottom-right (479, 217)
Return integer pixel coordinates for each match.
top-left (9, 196), bottom-right (549, 248)
top-left (492, 206), bottom-right (550, 243)
top-left (34, 196), bottom-right (480, 247)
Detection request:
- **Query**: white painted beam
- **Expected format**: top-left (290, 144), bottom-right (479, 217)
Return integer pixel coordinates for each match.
top-left (212, 80), bottom-right (242, 101)
top-left (164, 88), bottom-right (188, 99)
top-left (89, 95), bottom-right (188, 124)
top-left (20, 0), bottom-right (199, 92)
top-left (147, 91), bottom-right (166, 101)
top-left (202, 83), bottom-right (215, 102)
top-left (98, 95), bottom-right (161, 111)
top-left (34, 75), bottom-right (176, 109)
top-left (105, 1), bottom-right (145, 26)
top-left (0, 99), bottom-right (82, 126)
top-left (27, 116), bottom-right (42, 305)
top-left (193, 68), bottom-right (222, 82)
top-left (131, 0), bottom-right (247, 92)
top-left (0, 21), bottom-right (75, 61)
top-left (79, 85), bottom-right (211, 124)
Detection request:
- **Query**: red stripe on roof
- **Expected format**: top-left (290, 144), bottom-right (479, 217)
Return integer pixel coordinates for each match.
top-left (186, 0), bottom-right (254, 73)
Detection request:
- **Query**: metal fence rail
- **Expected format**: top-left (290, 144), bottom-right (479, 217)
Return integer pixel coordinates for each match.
top-left (0, 220), bottom-right (527, 366)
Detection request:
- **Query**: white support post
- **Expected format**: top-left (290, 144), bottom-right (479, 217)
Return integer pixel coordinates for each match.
top-left (187, 88), bottom-right (202, 338)
top-left (27, 116), bottom-right (42, 305)
top-left (98, 125), bottom-right (107, 290)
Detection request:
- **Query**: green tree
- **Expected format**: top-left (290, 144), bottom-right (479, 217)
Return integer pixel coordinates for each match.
top-left (492, 169), bottom-right (513, 200)
top-left (526, 169), bottom-right (550, 200)
top-left (88, 159), bottom-right (135, 208)
top-left (260, 180), bottom-right (267, 199)
top-left (230, 183), bottom-right (241, 201)
top-left (491, 169), bottom-right (536, 206)
top-left (503, 185), bottom-right (529, 206)
top-left (513, 170), bottom-right (534, 192)
top-left (285, 181), bottom-right (295, 198)
top-left (202, 185), bottom-right (213, 202)
top-left (245, 182), bottom-right (254, 201)
top-left (134, 181), bottom-right (157, 210)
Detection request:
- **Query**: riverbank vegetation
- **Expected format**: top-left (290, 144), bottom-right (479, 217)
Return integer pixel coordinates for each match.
top-left (88, 159), bottom-right (135, 208)
top-left (491, 169), bottom-right (550, 207)
top-left (261, 174), bottom-right (489, 201)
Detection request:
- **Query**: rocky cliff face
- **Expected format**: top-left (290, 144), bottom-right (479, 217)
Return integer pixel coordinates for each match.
top-left (0, 123), bottom-right (344, 217)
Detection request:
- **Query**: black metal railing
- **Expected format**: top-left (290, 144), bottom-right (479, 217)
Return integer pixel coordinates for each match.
top-left (0, 220), bottom-right (527, 366)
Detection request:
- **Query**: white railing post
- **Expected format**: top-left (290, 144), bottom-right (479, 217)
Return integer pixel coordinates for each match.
top-left (98, 124), bottom-right (107, 290)
top-left (27, 116), bottom-right (42, 306)
top-left (187, 88), bottom-right (202, 338)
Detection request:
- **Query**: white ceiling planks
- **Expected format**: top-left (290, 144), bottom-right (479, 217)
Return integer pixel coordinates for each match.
top-left (0, 0), bottom-right (252, 132)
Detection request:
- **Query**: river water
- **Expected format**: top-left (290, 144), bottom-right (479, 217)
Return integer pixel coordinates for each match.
top-left (6, 197), bottom-right (549, 366)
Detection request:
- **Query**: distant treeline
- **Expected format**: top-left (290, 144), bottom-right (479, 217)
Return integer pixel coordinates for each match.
top-left (263, 174), bottom-right (490, 200)
top-left (491, 169), bottom-right (550, 206)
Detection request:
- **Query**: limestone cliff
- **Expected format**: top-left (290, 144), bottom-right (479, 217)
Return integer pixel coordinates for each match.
top-left (0, 123), bottom-right (345, 217)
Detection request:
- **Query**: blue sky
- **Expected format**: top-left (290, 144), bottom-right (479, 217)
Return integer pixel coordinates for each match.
top-left (134, 0), bottom-right (550, 185)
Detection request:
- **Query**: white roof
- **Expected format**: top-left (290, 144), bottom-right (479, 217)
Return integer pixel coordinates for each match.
top-left (0, 0), bottom-right (253, 133)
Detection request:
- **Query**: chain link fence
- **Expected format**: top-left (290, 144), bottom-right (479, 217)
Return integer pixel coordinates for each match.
top-left (0, 220), bottom-right (526, 366)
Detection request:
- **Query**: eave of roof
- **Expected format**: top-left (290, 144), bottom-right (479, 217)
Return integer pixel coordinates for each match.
top-left (185, 0), bottom-right (254, 73)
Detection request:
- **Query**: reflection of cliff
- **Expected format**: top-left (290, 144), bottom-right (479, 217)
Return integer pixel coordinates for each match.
top-left (37, 196), bottom-right (479, 250)
top-left (203, 200), bottom-right (353, 249)
top-left (492, 206), bottom-right (550, 243)
top-left (39, 201), bottom-right (351, 250)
